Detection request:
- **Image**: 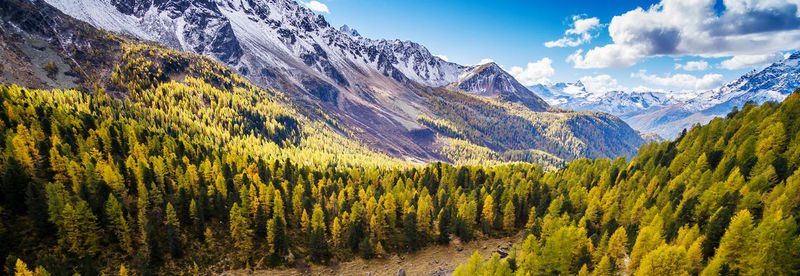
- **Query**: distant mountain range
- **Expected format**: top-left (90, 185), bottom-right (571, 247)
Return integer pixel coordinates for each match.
top-left (35, 0), bottom-right (646, 165)
top-left (532, 53), bottom-right (800, 139)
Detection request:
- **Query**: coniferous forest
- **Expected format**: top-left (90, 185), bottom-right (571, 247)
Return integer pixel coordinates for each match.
top-left (1, 3), bottom-right (800, 274)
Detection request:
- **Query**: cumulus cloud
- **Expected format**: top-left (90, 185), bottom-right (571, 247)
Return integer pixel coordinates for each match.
top-left (545, 16), bottom-right (603, 48)
top-left (630, 85), bottom-right (666, 93)
top-left (476, 58), bottom-right (495, 65)
top-left (632, 70), bottom-right (724, 90)
top-left (508, 58), bottom-right (555, 86)
top-left (567, 0), bottom-right (800, 68)
top-left (720, 52), bottom-right (785, 69)
top-left (674, 60), bottom-right (709, 71)
top-left (434, 54), bottom-right (449, 62)
top-left (578, 74), bottom-right (624, 93)
top-left (304, 1), bottom-right (329, 13)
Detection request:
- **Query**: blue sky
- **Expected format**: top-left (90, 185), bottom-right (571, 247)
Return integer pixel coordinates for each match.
top-left (304, 0), bottom-right (800, 94)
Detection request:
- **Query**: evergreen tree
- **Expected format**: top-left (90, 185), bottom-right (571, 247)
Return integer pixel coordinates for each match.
top-left (61, 200), bottom-right (101, 257)
top-left (503, 201), bottom-right (515, 233)
top-left (636, 245), bottom-right (689, 276)
top-left (105, 194), bottom-right (133, 254)
top-left (165, 203), bottom-right (182, 258)
top-left (403, 211), bottom-right (419, 252)
top-left (229, 203), bottom-right (253, 265)
top-left (2, 157), bottom-right (29, 213)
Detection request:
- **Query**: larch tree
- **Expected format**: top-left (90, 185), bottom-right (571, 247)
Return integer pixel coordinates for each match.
top-left (503, 200), bottom-right (515, 233)
top-left (482, 195), bottom-right (495, 227)
top-left (229, 203), bottom-right (253, 264)
top-left (105, 194), bottom-right (133, 254)
top-left (606, 226), bottom-right (628, 271)
top-left (636, 245), bottom-right (689, 276)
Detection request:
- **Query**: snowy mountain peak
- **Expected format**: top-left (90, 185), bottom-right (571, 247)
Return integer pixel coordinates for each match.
top-left (339, 24), bottom-right (360, 37)
top-left (530, 81), bottom-right (677, 116)
top-left (788, 51), bottom-right (800, 60)
top-left (451, 61), bottom-right (549, 111)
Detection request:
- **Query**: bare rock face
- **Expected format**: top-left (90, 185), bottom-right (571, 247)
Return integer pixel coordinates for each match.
top-left (451, 62), bottom-right (549, 111)
top-left (41, 0), bottom-right (648, 164)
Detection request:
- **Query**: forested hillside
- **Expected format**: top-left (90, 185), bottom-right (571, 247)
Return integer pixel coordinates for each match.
top-left (5, 54), bottom-right (800, 274)
top-left (2, 1), bottom-right (800, 275)
top-left (452, 91), bottom-right (800, 275)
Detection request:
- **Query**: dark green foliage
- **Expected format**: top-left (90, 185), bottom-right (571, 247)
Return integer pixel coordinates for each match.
top-left (2, 158), bottom-right (28, 213)
top-left (308, 228), bottom-right (330, 264)
top-left (358, 237), bottom-right (372, 259)
top-left (403, 211), bottom-right (419, 252)
top-left (703, 206), bottom-right (733, 260)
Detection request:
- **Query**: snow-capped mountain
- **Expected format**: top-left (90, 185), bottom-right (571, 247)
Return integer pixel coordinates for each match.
top-left (450, 62), bottom-right (548, 111)
top-left (527, 53), bottom-right (800, 139)
top-left (40, 0), bottom-right (648, 163)
top-left (45, 0), bottom-right (469, 90)
top-left (530, 81), bottom-right (679, 116)
top-left (42, 0), bottom-right (483, 160)
top-left (626, 52), bottom-right (800, 139)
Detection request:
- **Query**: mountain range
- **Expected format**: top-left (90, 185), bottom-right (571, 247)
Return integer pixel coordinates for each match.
top-left (19, 0), bottom-right (647, 166)
top-left (532, 53), bottom-right (800, 139)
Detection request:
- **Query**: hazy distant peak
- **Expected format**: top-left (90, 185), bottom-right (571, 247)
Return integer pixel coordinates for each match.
top-left (339, 24), bottom-right (359, 37)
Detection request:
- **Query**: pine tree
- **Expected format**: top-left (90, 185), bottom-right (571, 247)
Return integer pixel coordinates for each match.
top-left (636, 245), bottom-right (689, 276)
top-left (10, 124), bottom-right (40, 175)
top-left (403, 211), bottom-right (419, 252)
top-left (606, 227), bottom-right (628, 271)
top-left (62, 200), bottom-right (101, 257)
top-left (105, 194), bottom-right (133, 254)
top-left (453, 251), bottom-right (484, 276)
top-left (13, 259), bottom-right (49, 276)
top-left (165, 202), bottom-right (182, 258)
top-left (481, 195), bottom-right (495, 228)
top-left (525, 206), bottom-right (537, 229)
top-left (310, 205), bottom-right (325, 232)
top-left (745, 211), bottom-right (798, 275)
top-left (229, 203), bottom-right (253, 265)
top-left (503, 201), bottom-right (515, 233)
top-left (273, 190), bottom-right (285, 224)
top-left (331, 217), bottom-right (343, 248)
top-left (416, 194), bottom-right (433, 240)
top-left (594, 255), bottom-right (615, 276)
top-left (266, 218), bottom-right (277, 254)
top-left (629, 218), bottom-right (664, 272)
top-left (2, 157), bottom-right (29, 213)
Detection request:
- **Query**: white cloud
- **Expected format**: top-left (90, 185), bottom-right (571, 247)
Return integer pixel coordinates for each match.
top-left (567, 0), bottom-right (800, 68)
top-left (674, 60), bottom-right (709, 71)
top-left (579, 74), bottom-right (624, 93)
top-left (304, 1), bottom-right (329, 13)
top-left (545, 16), bottom-right (602, 48)
top-left (631, 85), bottom-right (666, 93)
top-left (719, 53), bottom-right (785, 69)
top-left (508, 58), bottom-right (555, 86)
top-left (632, 70), bottom-right (724, 90)
top-left (434, 54), bottom-right (449, 62)
top-left (476, 58), bottom-right (495, 65)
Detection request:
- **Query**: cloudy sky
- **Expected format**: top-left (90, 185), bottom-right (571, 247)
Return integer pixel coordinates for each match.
top-left (306, 0), bottom-right (800, 94)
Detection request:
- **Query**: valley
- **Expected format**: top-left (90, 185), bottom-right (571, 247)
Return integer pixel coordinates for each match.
top-left (1, 0), bottom-right (800, 275)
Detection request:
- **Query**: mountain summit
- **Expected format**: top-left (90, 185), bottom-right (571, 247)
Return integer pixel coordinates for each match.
top-left (40, 0), bottom-right (646, 163)
top-left (450, 62), bottom-right (549, 111)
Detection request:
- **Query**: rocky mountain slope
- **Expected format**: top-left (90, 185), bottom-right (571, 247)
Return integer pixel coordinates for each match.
top-left (530, 81), bottom-right (681, 116)
top-left (35, 0), bottom-right (645, 164)
top-left (626, 52), bottom-right (800, 138)
top-left (531, 53), bottom-right (800, 139)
